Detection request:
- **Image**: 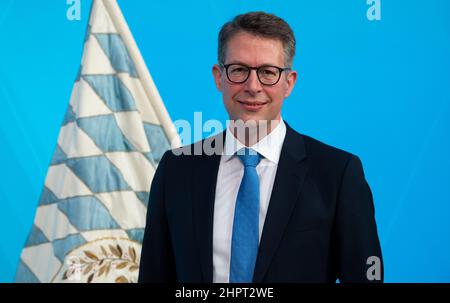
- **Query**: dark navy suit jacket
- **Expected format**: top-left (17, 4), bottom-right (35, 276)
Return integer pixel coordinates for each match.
top-left (138, 123), bottom-right (383, 283)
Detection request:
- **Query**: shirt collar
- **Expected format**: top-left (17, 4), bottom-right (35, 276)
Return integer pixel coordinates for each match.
top-left (223, 118), bottom-right (286, 164)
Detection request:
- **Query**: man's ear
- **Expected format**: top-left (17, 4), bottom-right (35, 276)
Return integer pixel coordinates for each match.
top-left (283, 70), bottom-right (298, 98)
top-left (212, 64), bottom-right (223, 91)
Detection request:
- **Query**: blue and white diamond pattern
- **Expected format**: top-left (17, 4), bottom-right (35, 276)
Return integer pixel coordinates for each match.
top-left (16, 0), bottom-right (175, 283)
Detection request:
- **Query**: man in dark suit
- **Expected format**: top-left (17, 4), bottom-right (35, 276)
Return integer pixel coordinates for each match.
top-left (138, 11), bottom-right (383, 283)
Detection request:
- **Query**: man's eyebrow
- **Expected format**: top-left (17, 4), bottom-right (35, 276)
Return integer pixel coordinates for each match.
top-left (226, 61), bottom-right (280, 67)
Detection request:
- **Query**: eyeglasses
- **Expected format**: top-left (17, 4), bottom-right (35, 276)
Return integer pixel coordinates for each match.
top-left (221, 63), bottom-right (291, 86)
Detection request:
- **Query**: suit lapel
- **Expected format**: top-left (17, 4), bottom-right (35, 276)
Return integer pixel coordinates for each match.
top-left (191, 132), bottom-right (224, 282)
top-left (253, 124), bottom-right (309, 282)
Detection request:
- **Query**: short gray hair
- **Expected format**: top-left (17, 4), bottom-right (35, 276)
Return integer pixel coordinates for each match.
top-left (218, 11), bottom-right (296, 68)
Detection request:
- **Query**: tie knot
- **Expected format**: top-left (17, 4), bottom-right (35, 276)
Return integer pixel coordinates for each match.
top-left (237, 148), bottom-right (261, 167)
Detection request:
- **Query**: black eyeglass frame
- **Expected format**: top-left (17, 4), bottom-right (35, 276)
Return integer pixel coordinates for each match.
top-left (220, 63), bottom-right (292, 86)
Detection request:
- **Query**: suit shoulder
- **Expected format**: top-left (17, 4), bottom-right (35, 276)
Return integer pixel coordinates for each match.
top-left (291, 132), bottom-right (366, 185)
top-left (298, 133), bottom-right (357, 170)
top-left (301, 134), bottom-right (353, 157)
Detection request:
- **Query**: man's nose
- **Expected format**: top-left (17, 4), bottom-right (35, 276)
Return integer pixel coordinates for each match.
top-left (244, 69), bottom-right (263, 93)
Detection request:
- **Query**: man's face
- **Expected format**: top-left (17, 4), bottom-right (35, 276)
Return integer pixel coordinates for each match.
top-left (213, 31), bottom-right (297, 124)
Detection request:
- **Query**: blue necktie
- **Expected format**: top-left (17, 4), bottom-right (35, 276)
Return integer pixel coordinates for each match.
top-left (229, 148), bottom-right (262, 283)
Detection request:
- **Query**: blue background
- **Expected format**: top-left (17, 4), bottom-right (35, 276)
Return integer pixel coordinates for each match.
top-left (0, 0), bottom-right (449, 282)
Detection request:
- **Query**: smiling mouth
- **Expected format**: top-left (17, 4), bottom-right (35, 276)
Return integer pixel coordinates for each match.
top-left (237, 100), bottom-right (268, 106)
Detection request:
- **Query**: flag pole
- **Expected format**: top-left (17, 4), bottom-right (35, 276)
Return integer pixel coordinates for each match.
top-left (102, 0), bottom-right (181, 148)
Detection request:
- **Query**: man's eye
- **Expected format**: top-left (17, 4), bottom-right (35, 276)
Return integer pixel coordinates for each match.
top-left (261, 69), bottom-right (277, 76)
top-left (231, 67), bottom-right (246, 73)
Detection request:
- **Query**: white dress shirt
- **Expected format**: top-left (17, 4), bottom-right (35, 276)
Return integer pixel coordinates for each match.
top-left (212, 119), bottom-right (287, 283)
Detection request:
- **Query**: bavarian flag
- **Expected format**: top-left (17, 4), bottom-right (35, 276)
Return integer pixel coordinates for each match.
top-left (15, 0), bottom-right (180, 283)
